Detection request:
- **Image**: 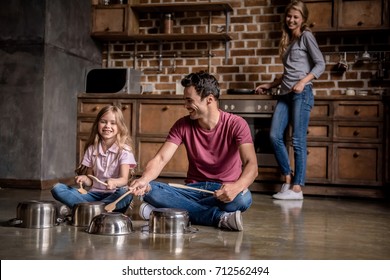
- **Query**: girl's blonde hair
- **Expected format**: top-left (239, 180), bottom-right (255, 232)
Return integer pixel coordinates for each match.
top-left (279, 0), bottom-right (310, 58)
top-left (76, 105), bottom-right (134, 178)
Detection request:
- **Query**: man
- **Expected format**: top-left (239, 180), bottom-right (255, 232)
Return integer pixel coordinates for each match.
top-left (129, 71), bottom-right (258, 231)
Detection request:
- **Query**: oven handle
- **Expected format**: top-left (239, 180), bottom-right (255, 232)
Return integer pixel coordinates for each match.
top-left (235, 113), bottom-right (274, 118)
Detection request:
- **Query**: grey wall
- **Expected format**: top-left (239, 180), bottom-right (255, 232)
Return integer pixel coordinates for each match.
top-left (0, 0), bottom-right (102, 187)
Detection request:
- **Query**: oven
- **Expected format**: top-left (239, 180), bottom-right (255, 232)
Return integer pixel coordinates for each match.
top-left (220, 98), bottom-right (278, 168)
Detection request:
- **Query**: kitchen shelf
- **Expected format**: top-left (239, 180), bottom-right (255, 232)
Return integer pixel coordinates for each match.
top-left (91, 1), bottom-right (233, 63)
top-left (91, 33), bottom-right (233, 42)
top-left (131, 2), bottom-right (233, 13)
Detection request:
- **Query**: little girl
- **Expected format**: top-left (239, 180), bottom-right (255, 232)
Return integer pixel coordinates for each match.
top-left (51, 105), bottom-right (137, 213)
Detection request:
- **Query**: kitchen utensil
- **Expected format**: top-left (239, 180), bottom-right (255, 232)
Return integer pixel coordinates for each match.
top-left (77, 181), bottom-right (88, 194)
top-left (362, 51), bottom-right (370, 60)
top-left (336, 52), bottom-right (348, 72)
top-left (104, 188), bottom-right (135, 212)
top-left (88, 174), bottom-right (108, 186)
top-left (72, 202), bottom-right (106, 227)
top-left (8, 200), bottom-right (58, 228)
top-left (86, 212), bottom-right (134, 235)
top-left (346, 88), bottom-right (355, 96)
top-left (148, 208), bottom-right (196, 235)
top-left (168, 183), bottom-right (215, 194)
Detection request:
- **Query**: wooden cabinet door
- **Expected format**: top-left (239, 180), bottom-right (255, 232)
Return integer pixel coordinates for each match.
top-left (334, 143), bottom-right (382, 185)
top-left (137, 139), bottom-right (188, 176)
top-left (306, 143), bottom-right (332, 183)
top-left (337, 0), bottom-right (387, 30)
top-left (306, 0), bottom-right (335, 31)
top-left (91, 5), bottom-right (139, 36)
top-left (92, 6), bottom-right (127, 34)
top-left (138, 102), bottom-right (188, 136)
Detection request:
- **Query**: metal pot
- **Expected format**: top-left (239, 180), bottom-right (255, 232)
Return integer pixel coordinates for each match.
top-left (86, 212), bottom-right (134, 235)
top-left (149, 208), bottom-right (194, 235)
top-left (9, 200), bottom-right (58, 228)
top-left (72, 202), bottom-right (106, 227)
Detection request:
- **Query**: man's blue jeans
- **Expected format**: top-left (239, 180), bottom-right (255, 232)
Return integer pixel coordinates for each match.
top-left (144, 181), bottom-right (252, 227)
top-left (270, 85), bottom-right (314, 186)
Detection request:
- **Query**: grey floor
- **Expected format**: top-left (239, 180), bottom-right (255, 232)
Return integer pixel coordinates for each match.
top-left (0, 187), bottom-right (389, 260)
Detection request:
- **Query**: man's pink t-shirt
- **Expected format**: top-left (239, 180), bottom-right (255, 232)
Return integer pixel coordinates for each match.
top-left (166, 110), bottom-right (253, 184)
top-left (82, 143), bottom-right (137, 192)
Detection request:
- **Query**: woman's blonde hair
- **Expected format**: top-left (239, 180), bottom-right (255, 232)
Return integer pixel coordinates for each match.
top-left (279, 0), bottom-right (310, 58)
top-left (76, 105), bottom-right (134, 177)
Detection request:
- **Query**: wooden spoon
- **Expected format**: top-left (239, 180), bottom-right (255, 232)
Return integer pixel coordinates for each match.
top-left (168, 183), bottom-right (214, 194)
top-left (77, 182), bottom-right (88, 194)
top-left (88, 174), bottom-right (108, 186)
top-left (104, 188), bottom-right (134, 212)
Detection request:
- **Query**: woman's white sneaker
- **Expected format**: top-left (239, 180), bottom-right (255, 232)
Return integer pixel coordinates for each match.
top-left (272, 183), bottom-right (291, 198)
top-left (273, 189), bottom-right (303, 200)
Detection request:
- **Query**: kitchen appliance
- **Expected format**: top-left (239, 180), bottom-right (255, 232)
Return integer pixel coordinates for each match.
top-left (85, 68), bottom-right (142, 94)
top-left (220, 97), bottom-right (278, 167)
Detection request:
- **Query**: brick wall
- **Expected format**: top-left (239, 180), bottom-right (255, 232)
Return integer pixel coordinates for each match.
top-left (103, 0), bottom-right (390, 95)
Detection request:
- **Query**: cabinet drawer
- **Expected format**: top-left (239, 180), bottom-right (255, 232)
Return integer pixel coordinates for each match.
top-left (137, 139), bottom-right (188, 175)
top-left (334, 122), bottom-right (382, 142)
top-left (334, 101), bottom-right (382, 120)
top-left (79, 101), bottom-right (114, 116)
top-left (307, 121), bottom-right (332, 140)
top-left (139, 103), bottom-right (188, 135)
top-left (334, 143), bottom-right (382, 185)
top-left (311, 102), bottom-right (331, 119)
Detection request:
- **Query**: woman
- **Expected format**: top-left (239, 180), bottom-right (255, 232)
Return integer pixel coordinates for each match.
top-left (256, 1), bottom-right (325, 200)
top-left (51, 105), bottom-right (137, 213)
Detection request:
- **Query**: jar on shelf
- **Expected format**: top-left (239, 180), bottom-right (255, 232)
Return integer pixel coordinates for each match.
top-left (164, 13), bottom-right (173, 34)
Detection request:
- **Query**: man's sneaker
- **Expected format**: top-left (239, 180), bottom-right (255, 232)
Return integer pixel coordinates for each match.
top-left (273, 189), bottom-right (303, 200)
top-left (218, 211), bottom-right (243, 231)
top-left (272, 183), bottom-right (290, 198)
top-left (139, 202), bottom-right (156, 220)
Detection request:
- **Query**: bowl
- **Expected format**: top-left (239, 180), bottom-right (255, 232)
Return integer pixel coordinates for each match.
top-left (86, 212), bottom-right (134, 235)
top-left (72, 202), bottom-right (106, 227)
top-left (9, 200), bottom-right (58, 228)
top-left (149, 208), bottom-right (191, 235)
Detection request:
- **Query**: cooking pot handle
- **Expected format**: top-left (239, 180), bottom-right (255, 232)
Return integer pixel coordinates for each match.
top-left (8, 218), bottom-right (22, 226)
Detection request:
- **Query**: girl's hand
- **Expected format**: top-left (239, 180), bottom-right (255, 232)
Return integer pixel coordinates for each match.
top-left (75, 175), bottom-right (91, 186)
top-left (106, 179), bottom-right (117, 190)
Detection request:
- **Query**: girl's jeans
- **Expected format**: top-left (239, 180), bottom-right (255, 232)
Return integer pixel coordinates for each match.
top-left (270, 85), bottom-right (314, 187)
top-left (144, 181), bottom-right (252, 227)
top-left (51, 183), bottom-right (132, 213)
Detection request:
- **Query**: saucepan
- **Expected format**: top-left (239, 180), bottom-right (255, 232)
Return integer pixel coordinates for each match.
top-left (86, 212), bottom-right (134, 235)
top-left (72, 201), bottom-right (106, 227)
top-left (8, 200), bottom-right (59, 228)
top-left (147, 208), bottom-right (198, 235)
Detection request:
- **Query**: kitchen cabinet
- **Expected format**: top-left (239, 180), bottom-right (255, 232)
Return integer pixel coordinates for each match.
top-left (77, 94), bottom-right (188, 176)
top-left (91, 3), bottom-right (139, 37)
top-left (306, 0), bottom-right (389, 32)
top-left (332, 100), bottom-right (383, 185)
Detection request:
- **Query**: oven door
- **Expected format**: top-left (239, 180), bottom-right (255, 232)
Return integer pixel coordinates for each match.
top-left (239, 113), bottom-right (278, 168)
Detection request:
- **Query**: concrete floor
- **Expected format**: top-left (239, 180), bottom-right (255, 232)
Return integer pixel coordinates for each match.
top-left (0, 187), bottom-right (389, 260)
